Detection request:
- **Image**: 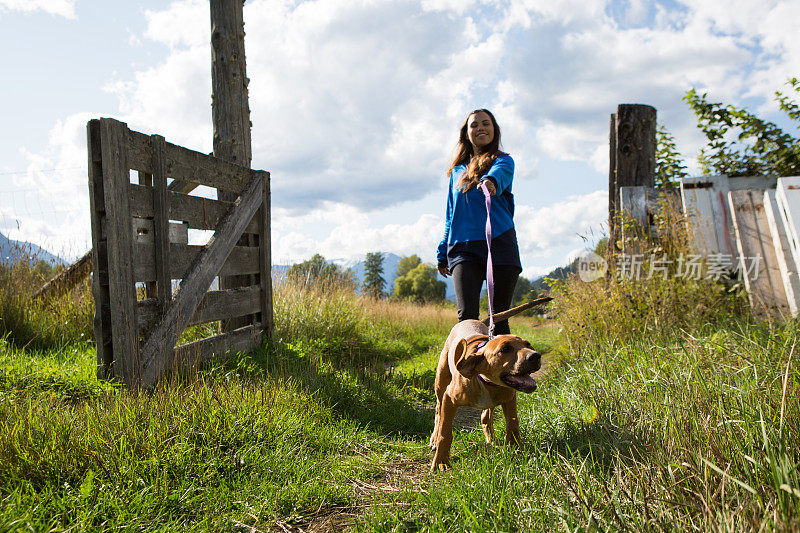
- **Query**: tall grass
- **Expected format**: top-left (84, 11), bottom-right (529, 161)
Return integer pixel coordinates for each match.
top-left (0, 259), bottom-right (93, 351)
top-left (0, 272), bottom-right (454, 530)
top-left (1, 241), bottom-right (797, 531)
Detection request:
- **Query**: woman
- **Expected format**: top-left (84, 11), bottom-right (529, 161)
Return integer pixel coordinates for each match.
top-left (437, 109), bottom-right (521, 335)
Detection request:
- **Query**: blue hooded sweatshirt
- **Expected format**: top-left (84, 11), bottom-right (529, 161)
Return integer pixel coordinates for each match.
top-left (436, 153), bottom-right (521, 271)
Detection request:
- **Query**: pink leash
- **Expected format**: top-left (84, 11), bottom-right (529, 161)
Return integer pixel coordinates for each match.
top-left (479, 181), bottom-right (495, 338)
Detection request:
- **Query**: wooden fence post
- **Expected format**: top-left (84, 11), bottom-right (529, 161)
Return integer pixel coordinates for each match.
top-left (609, 104), bottom-right (657, 251)
top-left (211, 0), bottom-right (262, 333)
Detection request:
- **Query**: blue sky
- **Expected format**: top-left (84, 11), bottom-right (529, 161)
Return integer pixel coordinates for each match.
top-left (1, 0), bottom-right (798, 279)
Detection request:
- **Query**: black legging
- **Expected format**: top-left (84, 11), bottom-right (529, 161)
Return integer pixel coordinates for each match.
top-left (451, 262), bottom-right (519, 335)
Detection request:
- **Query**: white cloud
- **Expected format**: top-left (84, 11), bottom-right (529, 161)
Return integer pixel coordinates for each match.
top-left (273, 204), bottom-right (443, 264)
top-left (535, 121), bottom-right (605, 169)
top-left (144, 0), bottom-right (207, 49)
top-left (515, 190), bottom-right (608, 255)
top-left (0, 0), bottom-right (75, 19)
top-left (104, 48), bottom-right (211, 153)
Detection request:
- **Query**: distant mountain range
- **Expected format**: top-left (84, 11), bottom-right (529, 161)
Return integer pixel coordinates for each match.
top-left (0, 232), bottom-right (65, 266)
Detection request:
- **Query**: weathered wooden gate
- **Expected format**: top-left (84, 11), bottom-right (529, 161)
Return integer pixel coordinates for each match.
top-left (88, 117), bottom-right (272, 389)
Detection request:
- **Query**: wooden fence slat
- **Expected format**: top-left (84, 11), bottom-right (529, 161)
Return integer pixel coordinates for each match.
top-left (137, 285), bottom-right (261, 335)
top-left (619, 186), bottom-right (648, 255)
top-left (99, 118), bottom-right (140, 387)
top-left (258, 171), bottom-right (274, 337)
top-left (128, 183), bottom-right (259, 234)
top-left (776, 177), bottom-right (800, 279)
top-left (151, 134), bottom-right (173, 306)
top-left (728, 190), bottom-right (790, 318)
top-left (133, 243), bottom-right (259, 282)
top-left (33, 250), bottom-right (93, 303)
top-left (680, 175), bottom-right (737, 258)
top-left (619, 186), bottom-right (681, 254)
top-left (174, 324), bottom-right (261, 370)
top-left (139, 171), bottom-right (264, 388)
top-left (126, 129), bottom-right (250, 193)
top-left (728, 175), bottom-right (778, 191)
top-left (87, 121), bottom-right (113, 379)
top-left (619, 186), bottom-right (648, 226)
top-left (764, 189), bottom-right (800, 317)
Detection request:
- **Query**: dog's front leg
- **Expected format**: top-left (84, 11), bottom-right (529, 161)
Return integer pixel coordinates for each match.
top-left (501, 396), bottom-right (521, 446)
top-left (431, 394), bottom-right (458, 471)
top-left (481, 408), bottom-right (495, 445)
top-left (429, 399), bottom-right (440, 450)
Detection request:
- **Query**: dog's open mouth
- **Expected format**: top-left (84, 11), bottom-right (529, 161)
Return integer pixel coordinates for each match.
top-left (500, 373), bottom-right (537, 393)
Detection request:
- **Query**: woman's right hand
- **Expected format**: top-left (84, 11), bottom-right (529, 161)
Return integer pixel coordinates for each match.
top-left (438, 264), bottom-right (450, 277)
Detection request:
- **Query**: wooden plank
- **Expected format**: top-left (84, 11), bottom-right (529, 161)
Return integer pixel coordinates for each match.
top-left (137, 285), bottom-right (261, 335)
top-left (151, 134), bottom-right (173, 305)
top-left (728, 175), bottom-right (778, 191)
top-left (87, 120), bottom-right (113, 380)
top-left (33, 250), bottom-right (93, 303)
top-left (139, 172), bottom-right (264, 388)
top-left (680, 175), bottom-right (737, 258)
top-left (174, 324), bottom-right (261, 370)
top-left (764, 189), bottom-right (800, 317)
top-left (728, 190), bottom-right (790, 318)
top-left (258, 171), bottom-right (274, 337)
top-left (167, 179), bottom-right (198, 195)
top-left (128, 183), bottom-right (259, 233)
top-left (133, 242), bottom-right (259, 282)
top-left (619, 186), bottom-right (648, 227)
top-left (776, 176), bottom-right (800, 288)
top-left (132, 218), bottom-right (188, 245)
top-left (619, 186), bottom-right (648, 255)
top-left (127, 128), bottom-right (249, 193)
top-left (99, 118), bottom-right (139, 387)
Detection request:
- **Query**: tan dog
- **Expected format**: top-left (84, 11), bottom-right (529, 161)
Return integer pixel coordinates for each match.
top-left (429, 313), bottom-right (544, 471)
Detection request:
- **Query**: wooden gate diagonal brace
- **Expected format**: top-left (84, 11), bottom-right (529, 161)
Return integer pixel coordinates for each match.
top-left (138, 170), bottom-right (266, 388)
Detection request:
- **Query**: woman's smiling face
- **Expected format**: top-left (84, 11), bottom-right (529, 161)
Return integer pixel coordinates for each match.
top-left (467, 111), bottom-right (494, 151)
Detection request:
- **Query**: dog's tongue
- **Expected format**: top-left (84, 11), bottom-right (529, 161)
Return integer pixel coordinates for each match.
top-left (502, 374), bottom-right (537, 393)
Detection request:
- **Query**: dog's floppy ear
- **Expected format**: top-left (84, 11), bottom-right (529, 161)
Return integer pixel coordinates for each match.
top-left (455, 339), bottom-right (486, 378)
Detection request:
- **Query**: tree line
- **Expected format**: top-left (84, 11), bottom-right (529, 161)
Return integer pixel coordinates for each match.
top-left (286, 251), bottom-right (543, 312)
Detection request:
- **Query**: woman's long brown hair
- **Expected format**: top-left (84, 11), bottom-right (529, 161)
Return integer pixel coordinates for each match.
top-left (447, 109), bottom-right (503, 192)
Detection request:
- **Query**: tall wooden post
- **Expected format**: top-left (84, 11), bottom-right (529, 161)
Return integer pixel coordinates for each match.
top-left (211, 0), bottom-right (261, 332)
top-left (211, 0), bottom-right (251, 169)
top-left (608, 104), bottom-right (656, 251)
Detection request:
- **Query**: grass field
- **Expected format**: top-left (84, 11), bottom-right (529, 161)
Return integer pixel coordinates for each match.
top-left (0, 270), bottom-right (798, 531)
